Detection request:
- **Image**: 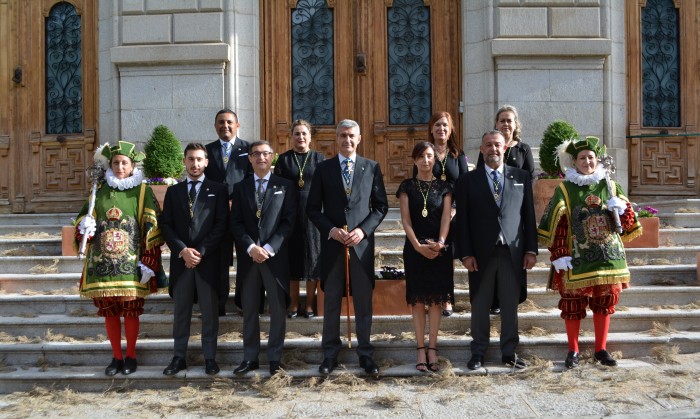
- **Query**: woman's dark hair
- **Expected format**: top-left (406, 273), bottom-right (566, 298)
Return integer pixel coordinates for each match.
top-left (428, 111), bottom-right (459, 158)
top-left (411, 141), bottom-right (436, 160)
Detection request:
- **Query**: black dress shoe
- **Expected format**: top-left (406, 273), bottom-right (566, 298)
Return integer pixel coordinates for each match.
top-left (122, 356), bottom-right (137, 375)
top-left (359, 355), bottom-right (380, 376)
top-left (565, 351), bottom-right (579, 369)
top-left (318, 358), bottom-right (338, 375)
top-left (304, 311), bottom-right (315, 319)
top-left (205, 359), bottom-right (220, 375)
top-left (269, 361), bottom-right (281, 375)
top-left (442, 309), bottom-right (452, 317)
top-left (287, 311), bottom-right (298, 319)
top-left (594, 350), bottom-right (618, 367)
top-left (490, 307), bottom-right (501, 315)
top-left (233, 360), bottom-right (259, 376)
top-left (163, 356), bottom-right (187, 376)
top-left (502, 355), bottom-right (528, 369)
top-left (467, 355), bottom-right (483, 370)
top-left (105, 358), bottom-right (123, 376)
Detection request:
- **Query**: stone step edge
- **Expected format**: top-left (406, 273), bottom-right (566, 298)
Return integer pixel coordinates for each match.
top-left (1, 284), bottom-right (697, 302)
top-left (2, 307), bottom-right (700, 327)
top-left (2, 331), bottom-right (697, 353)
top-left (0, 357), bottom-right (668, 391)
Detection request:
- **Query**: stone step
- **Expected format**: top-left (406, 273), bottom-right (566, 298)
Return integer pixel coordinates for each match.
top-left (0, 213), bottom-right (74, 226)
top-left (1, 306), bottom-right (698, 340)
top-left (0, 238), bottom-right (62, 256)
top-left (636, 198), bottom-right (700, 214)
top-left (659, 213), bottom-right (700, 228)
top-left (378, 246), bottom-right (700, 267)
top-left (0, 263), bottom-right (696, 294)
top-left (0, 225), bottom-right (62, 237)
top-left (1, 286), bottom-right (697, 317)
top-left (0, 331), bottom-right (696, 383)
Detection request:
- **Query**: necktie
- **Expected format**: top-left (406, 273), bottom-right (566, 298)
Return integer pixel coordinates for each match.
top-left (188, 180), bottom-right (199, 217)
top-left (189, 180), bottom-right (199, 202)
top-left (255, 178), bottom-right (265, 218)
top-left (491, 170), bottom-right (501, 199)
top-left (223, 142), bottom-right (232, 164)
top-left (342, 158), bottom-right (352, 195)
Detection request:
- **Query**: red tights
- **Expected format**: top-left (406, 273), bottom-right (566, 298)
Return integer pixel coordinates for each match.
top-left (104, 316), bottom-right (140, 359)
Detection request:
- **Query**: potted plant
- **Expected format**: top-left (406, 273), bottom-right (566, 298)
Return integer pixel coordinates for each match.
top-left (534, 120), bottom-right (579, 221)
top-left (625, 204), bottom-right (659, 248)
top-left (142, 125), bottom-right (184, 207)
top-left (316, 265), bottom-right (411, 316)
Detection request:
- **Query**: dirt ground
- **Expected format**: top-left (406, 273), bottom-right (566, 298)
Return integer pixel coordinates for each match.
top-left (1, 354), bottom-right (699, 418)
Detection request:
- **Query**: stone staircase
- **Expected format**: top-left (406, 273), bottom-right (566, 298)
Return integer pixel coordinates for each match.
top-left (0, 199), bottom-right (699, 392)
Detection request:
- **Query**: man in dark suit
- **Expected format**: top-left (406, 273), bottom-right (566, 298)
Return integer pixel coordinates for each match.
top-left (455, 130), bottom-right (538, 371)
top-left (307, 119), bottom-right (388, 377)
top-left (160, 142), bottom-right (229, 376)
top-left (230, 140), bottom-right (297, 376)
top-left (204, 109), bottom-right (252, 316)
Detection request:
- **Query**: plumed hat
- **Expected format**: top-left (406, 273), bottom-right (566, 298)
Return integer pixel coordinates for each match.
top-left (556, 136), bottom-right (606, 173)
top-left (94, 141), bottom-right (146, 170)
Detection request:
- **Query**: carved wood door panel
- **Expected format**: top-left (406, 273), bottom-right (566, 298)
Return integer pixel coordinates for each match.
top-left (262, 0), bottom-right (462, 202)
top-left (0, 0), bottom-right (97, 213)
top-left (626, 0), bottom-right (699, 197)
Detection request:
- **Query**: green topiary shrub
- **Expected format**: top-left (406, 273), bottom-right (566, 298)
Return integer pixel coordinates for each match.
top-left (142, 125), bottom-right (184, 182)
top-left (539, 120), bottom-right (579, 177)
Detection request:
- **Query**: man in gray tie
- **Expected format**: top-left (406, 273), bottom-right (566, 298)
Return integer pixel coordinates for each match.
top-left (230, 141), bottom-right (297, 376)
top-left (205, 109), bottom-right (252, 316)
top-left (455, 130), bottom-right (538, 371)
top-left (307, 120), bottom-right (388, 377)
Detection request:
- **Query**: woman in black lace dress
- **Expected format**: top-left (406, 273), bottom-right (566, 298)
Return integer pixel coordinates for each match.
top-left (397, 142), bottom-right (454, 372)
top-left (274, 119), bottom-right (325, 318)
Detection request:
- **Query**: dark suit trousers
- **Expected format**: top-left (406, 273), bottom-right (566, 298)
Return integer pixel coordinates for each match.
top-left (172, 269), bottom-right (219, 359)
top-left (218, 232), bottom-right (233, 312)
top-left (322, 251), bottom-right (374, 360)
top-left (240, 262), bottom-right (286, 362)
top-left (470, 245), bottom-right (519, 357)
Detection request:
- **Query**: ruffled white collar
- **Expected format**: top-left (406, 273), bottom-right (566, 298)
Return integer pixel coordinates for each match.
top-left (105, 167), bottom-right (144, 190)
top-left (565, 165), bottom-right (606, 186)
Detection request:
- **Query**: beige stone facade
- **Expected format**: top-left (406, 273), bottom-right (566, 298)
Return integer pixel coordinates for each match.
top-left (99, 0), bottom-right (627, 188)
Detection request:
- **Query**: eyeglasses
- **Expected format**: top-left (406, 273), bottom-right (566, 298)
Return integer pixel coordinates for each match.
top-left (251, 151), bottom-right (273, 158)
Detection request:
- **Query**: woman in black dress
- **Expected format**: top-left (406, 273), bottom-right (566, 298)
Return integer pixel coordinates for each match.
top-left (274, 119), bottom-right (325, 318)
top-left (415, 111), bottom-right (468, 316)
top-left (398, 142), bottom-right (454, 372)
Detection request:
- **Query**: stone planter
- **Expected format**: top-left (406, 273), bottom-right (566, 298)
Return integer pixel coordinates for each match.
top-left (534, 178), bottom-right (563, 223)
top-left (61, 225), bottom-right (77, 256)
top-left (316, 279), bottom-right (411, 316)
top-left (624, 217), bottom-right (659, 248)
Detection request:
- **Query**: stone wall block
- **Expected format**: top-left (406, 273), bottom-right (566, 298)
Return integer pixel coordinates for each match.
top-left (497, 8), bottom-right (548, 37)
top-left (145, 0), bottom-right (197, 13)
top-left (173, 13), bottom-right (223, 43)
top-left (120, 75), bottom-right (173, 110)
top-left (122, 15), bottom-right (172, 44)
top-left (173, 75), bottom-right (223, 108)
top-left (121, 0), bottom-right (145, 14)
top-left (551, 7), bottom-right (600, 37)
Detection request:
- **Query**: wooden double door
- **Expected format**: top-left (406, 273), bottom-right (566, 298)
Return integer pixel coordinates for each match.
top-left (0, 0), bottom-right (97, 213)
top-left (261, 0), bottom-right (462, 199)
top-left (626, 0), bottom-right (700, 197)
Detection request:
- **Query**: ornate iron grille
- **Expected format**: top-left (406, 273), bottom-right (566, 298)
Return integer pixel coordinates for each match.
top-left (46, 2), bottom-right (83, 134)
top-left (387, 0), bottom-right (431, 125)
top-left (292, 0), bottom-right (334, 126)
top-left (641, 0), bottom-right (680, 127)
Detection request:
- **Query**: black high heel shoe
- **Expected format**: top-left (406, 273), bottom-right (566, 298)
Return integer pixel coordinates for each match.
top-left (427, 348), bottom-right (440, 372)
